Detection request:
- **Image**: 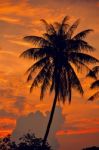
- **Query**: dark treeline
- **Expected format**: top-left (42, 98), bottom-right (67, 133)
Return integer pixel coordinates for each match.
top-left (0, 133), bottom-right (52, 150)
top-left (83, 146), bottom-right (99, 150)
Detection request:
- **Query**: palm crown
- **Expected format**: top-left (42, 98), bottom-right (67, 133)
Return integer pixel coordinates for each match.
top-left (21, 16), bottom-right (98, 103)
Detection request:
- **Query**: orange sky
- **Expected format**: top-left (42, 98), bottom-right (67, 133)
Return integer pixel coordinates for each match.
top-left (0, 0), bottom-right (99, 150)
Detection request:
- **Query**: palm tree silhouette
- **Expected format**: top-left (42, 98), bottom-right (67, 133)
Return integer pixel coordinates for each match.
top-left (20, 16), bottom-right (98, 146)
top-left (87, 66), bottom-right (99, 101)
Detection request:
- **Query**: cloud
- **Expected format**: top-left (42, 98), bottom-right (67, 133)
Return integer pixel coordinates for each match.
top-left (9, 39), bottom-right (33, 47)
top-left (0, 16), bottom-right (21, 24)
top-left (12, 106), bottom-right (65, 149)
top-left (13, 96), bottom-right (26, 112)
top-left (28, 0), bottom-right (99, 6)
top-left (0, 109), bottom-right (17, 119)
top-left (0, 117), bottom-right (16, 137)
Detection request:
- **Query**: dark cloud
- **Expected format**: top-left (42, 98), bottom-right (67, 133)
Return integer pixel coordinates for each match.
top-left (0, 88), bottom-right (13, 98)
top-left (28, 0), bottom-right (99, 6)
top-left (13, 96), bottom-right (26, 112)
top-left (0, 87), bottom-right (27, 113)
top-left (12, 106), bottom-right (65, 150)
top-left (0, 87), bottom-right (26, 101)
top-left (0, 109), bottom-right (17, 118)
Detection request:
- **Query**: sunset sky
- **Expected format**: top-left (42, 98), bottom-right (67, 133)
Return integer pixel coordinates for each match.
top-left (0, 0), bottom-right (99, 150)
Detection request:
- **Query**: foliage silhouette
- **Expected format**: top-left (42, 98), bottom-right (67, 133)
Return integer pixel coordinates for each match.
top-left (0, 135), bottom-right (17, 150)
top-left (87, 66), bottom-right (99, 101)
top-left (20, 16), bottom-right (98, 146)
top-left (83, 146), bottom-right (99, 150)
top-left (0, 133), bottom-right (52, 150)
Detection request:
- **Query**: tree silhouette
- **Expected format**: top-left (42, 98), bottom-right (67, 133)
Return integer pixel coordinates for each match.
top-left (0, 135), bottom-right (17, 150)
top-left (18, 133), bottom-right (52, 150)
top-left (87, 66), bottom-right (99, 101)
top-left (0, 133), bottom-right (52, 150)
top-left (83, 146), bottom-right (99, 150)
top-left (20, 16), bottom-right (98, 146)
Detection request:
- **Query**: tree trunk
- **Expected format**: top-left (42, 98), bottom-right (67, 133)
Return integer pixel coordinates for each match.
top-left (42, 91), bottom-right (58, 147)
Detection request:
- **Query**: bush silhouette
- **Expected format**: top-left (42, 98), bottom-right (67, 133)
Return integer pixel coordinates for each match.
top-left (0, 133), bottom-right (52, 150)
top-left (83, 146), bottom-right (99, 150)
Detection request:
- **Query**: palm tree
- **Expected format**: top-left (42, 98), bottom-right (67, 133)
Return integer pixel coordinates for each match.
top-left (20, 16), bottom-right (98, 146)
top-left (87, 66), bottom-right (99, 101)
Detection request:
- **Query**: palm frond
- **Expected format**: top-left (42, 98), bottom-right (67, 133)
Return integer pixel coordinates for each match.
top-left (50, 74), bottom-right (55, 94)
top-left (58, 16), bottom-right (70, 35)
top-left (71, 59), bottom-right (97, 78)
top-left (69, 52), bottom-right (99, 64)
top-left (54, 22), bottom-right (61, 30)
top-left (40, 19), bottom-right (49, 29)
top-left (43, 33), bottom-right (54, 44)
top-left (26, 57), bottom-right (48, 73)
top-left (73, 29), bottom-right (93, 40)
top-left (68, 77), bottom-right (71, 104)
top-left (26, 57), bottom-right (48, 82)
top-left (24, 36), bottom-right (49, 46)
top-left (88, 91), bottom-right (99, 101)
top-left (92, 66), bottom-right (99, 74)
top-left (54, 16), bottom-right (69, 31)
top-left (20, 47), bottom-right (52, 59)
top-left (41, 19), bottom-right (56, 34)
top-left (67, 63), bottom-right (84, 95)
top-left (65, 70), bottom-right (72, 103)
top-left (56, 69), bottom-right (68, 102)
top-left (30, 62), bottom-right (51, 92)
top-left (87, 66), bottom-right (99, 79)
top-left (40, 65), bottom-right (53, 99)
top-left (67, 19), bottom-right (80, 38)
top-left (90, 80), bottom-right (99, 89)
top-left (61, 16), bottom-right (70, 25)
top-left (20, 48), bottom-right (39, 58)
top-left (68, 39), bottom-right (95, 52)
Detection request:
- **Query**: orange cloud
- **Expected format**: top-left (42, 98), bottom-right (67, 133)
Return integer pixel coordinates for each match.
top-left (0, 118), bottom-right (16, 137)
top-left (9, 39), bottom-right (33, 47)
top-left (0, 130), bottom-right (12, 137)
top-left (0, 16), bottom-right (21, 24)
top-left (57, 127), bottom-right (99, 135)
top-left (0, 118), bottom-right (16, 124)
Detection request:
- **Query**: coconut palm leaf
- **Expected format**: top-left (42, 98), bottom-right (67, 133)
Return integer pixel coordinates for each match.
top-left (87, 66), bottom-right (99, 79)
top-left (90, 80), bottom-right (99, 89)
top-left (23, 36), bottom-right (50, 47)
top-left (40, 65), bottom-right (53, 99)
top-left (67, 19), bottom-right (80, 38)
top-left (73, 29), bottom-right (93, 40)
top-left (30, 63), bottom-right (51, 92)
top-left (70, 58), bottom-right (97, 76)
top-left (68, 39), bottom-right (95, 52)
top-left (88, 91), bottom-right (99, 101)
top-left (69, 52), bottom-right (98, 63)
top-left (58, 16), bottom-right (70, 35)
top-left (41, 19), bottom-right (56, 35)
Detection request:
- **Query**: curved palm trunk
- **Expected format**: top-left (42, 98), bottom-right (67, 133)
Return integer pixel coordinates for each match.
top-left (42, 91), bottom-right (58, 147)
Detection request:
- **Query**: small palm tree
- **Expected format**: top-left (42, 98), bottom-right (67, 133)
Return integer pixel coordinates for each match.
top-left (87, 66), bottom-right (99, 101)
top-left (20, 16), bottom-right (98, 146)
